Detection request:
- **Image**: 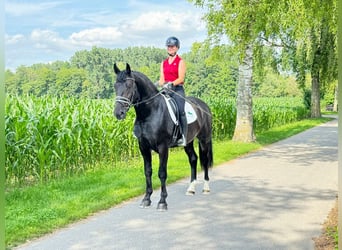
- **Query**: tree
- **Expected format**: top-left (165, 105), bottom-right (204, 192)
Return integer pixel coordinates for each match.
top-left (183, 42), bottom-right (238, 99)
top-left (190, 0), bottom-right (284, 142)
top-left (50, 67), bottom-right (87, 98)
top-left (4, 70), bottom-right (18, 96)
top-left (253, 67), bottom-right (300, 97)
top-left (267, 0), bottom-right (337, 117)
top-left (308, 14), bottom-right (337, 117)
top-left (7, 66), bottom-right (31, 95)
top-left (190, 0), bottom-right (337, 141)
top-left (234, 44), bottom-right (255, 141)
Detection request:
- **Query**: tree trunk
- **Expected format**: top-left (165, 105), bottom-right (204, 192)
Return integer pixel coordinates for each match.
top-left (233, 44), bottom-right (255, 142)
top-left (311, 72), bottom-right (321, 118)
top-left (310, 27), bottom-right (321, 118)
top-left (333, 84), bottom-right (338, 112)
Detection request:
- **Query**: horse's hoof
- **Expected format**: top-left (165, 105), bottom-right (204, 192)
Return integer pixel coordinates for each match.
top-left (157, 202), bottom-right (168, 211)
top-left (139, 199), bottom-right (151, 208)
top-left (186, 190), bottom-right (195, 196)
top-left (186, 180), bottom-right (196, 196)
top-left (202, 189), bottom-right (210, 195)
top-left (202, 181), bottom-right (210, 195)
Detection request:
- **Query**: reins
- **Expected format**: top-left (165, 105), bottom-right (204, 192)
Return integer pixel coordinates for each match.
top-left (133, 92), bottom-right (162, 106)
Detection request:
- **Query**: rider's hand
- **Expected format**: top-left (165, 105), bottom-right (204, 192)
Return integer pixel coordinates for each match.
top-left (163, 82), bottom-right (174, 89)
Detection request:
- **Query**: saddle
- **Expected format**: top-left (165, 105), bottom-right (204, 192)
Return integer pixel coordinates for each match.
top-left (161, 93), bottom-right (197, 147)
top-left (161, 94), bottom-right (197, 125)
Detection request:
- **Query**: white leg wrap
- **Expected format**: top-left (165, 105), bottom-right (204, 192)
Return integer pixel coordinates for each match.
top-left (202, 180), bottom-right (210, 194)
top-left (186, 180), bottom-right (196, 195)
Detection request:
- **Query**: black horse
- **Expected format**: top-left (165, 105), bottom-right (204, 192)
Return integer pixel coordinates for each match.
top-left (113, 63), bottom-right (213, 211)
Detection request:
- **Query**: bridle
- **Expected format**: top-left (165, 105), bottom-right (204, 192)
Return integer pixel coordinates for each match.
top-left (115, 77), bottom-right (136, 107)
top-left (115, 77), bottom-right (161, 107)
top-left (115, 95), bottom-right (132, 106)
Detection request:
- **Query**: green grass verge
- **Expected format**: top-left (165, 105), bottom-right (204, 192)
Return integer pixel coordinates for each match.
top-left (5, 117), bottom-right (332, 248)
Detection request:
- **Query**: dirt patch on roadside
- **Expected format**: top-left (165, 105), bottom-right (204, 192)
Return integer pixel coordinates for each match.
top-left (314, 200), bottom-right (338, 250)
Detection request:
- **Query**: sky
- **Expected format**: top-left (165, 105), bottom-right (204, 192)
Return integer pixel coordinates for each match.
top-left (5, 0), bottom-right (208, 71)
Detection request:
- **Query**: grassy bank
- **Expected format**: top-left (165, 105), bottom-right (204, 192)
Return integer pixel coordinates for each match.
top-left (5, 117), bottom-right (331, 248)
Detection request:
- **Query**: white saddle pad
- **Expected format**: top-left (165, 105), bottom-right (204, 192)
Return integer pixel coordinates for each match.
top-left (162, 95), bottom-right (197, 125)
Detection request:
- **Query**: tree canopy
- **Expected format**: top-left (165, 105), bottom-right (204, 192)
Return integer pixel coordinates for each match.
top-left (5, 44), bottom-right (305, 100)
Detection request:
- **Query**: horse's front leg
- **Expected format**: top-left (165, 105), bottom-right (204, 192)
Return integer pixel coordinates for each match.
top-left (157, 144), bottom-right (169, 211)
top-left (139, 146), bottom-right (153, 208)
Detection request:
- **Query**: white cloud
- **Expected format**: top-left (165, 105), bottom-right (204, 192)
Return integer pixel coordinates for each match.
top-left (31, 29), bottom-right (59, 42)
top-left (29, 29), bottom-right (72, 52)
top-left (129, 12), bottom-right (169, 31)
top-left (128, 11), bottom-right (205, 33)
top-left (20, 9), bottom-right (205, 50)
top-left (117, 10), bottom-right (206, 49)
top-left (5, 1), bottom-right (208, 70)
top-left (5, 34), bottom-right (25, 44)
top-left (70, 27), bottom-right (123, 46)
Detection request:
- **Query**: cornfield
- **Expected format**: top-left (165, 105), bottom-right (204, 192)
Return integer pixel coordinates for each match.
top-left (5, 96), bottom-right (309, 184)
top-left (207, 97), bottom-right (309, 139)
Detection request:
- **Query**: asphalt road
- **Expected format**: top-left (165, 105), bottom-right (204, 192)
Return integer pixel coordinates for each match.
top-left (15, 118), bottom-right (338, 250)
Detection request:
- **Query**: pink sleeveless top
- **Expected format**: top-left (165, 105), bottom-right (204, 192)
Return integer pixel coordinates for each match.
top-left (163, 55), bottom-right (183, 84)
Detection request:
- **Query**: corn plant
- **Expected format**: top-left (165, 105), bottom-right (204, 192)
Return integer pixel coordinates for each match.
top-left (206, 97), bottom-right (309, 139)
top-left (5, 96), bottom-right (138, 184)
top-left (5, 96), bottom-right (308, 184)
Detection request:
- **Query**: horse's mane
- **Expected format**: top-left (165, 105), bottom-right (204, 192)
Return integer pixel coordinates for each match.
top-left (115, 65), bottom-right (158, 93)
top-left (132, 71), bottom-right (158, 92)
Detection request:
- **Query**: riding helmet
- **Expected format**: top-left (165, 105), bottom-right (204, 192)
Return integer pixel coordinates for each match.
top-left (165, 36), bottom-right (180, 48)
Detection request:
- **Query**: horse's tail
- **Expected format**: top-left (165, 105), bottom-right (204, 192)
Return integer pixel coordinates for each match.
top-left (199, 139), bottom-right (213, 169)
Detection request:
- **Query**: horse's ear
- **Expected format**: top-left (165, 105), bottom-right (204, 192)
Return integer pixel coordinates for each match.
top-left (126, 63), bottom-right (131, 75)
top-left (113, 63), bottom-right (120, 75)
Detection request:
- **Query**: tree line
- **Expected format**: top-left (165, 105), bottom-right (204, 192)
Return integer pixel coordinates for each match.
top-left (6, 44), bottom-right (312, 100)
top-left (5, 47), bottom-right (165, 99)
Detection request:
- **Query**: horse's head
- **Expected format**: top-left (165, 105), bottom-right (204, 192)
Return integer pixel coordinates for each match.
top-left (113, 63), bottom-right (138, 120)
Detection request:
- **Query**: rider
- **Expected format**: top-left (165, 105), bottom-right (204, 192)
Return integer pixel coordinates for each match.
top-left (155, 36), bottom-right (187, 146)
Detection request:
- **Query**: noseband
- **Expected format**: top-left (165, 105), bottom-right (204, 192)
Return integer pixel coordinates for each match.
top-left (115, 96), bottom-right (132, 106)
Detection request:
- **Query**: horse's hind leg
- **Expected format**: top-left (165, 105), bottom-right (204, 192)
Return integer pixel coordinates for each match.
top-left (184, 141), bottom-right (198, 195)
top-left (199, 139), bottom-right (213, 194)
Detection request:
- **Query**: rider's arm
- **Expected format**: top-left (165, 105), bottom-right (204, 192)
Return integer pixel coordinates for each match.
top-left (172, 59), bottom-right (186, 86)
top-left (158, 62), bottom-right (165, 86)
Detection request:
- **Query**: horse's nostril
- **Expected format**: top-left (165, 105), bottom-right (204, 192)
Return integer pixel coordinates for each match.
top-left (114, 109), bottom-right (126, 120)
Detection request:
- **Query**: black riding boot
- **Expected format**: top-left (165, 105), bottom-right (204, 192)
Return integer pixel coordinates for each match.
top-left (178, 113), bottom-right (188, 146)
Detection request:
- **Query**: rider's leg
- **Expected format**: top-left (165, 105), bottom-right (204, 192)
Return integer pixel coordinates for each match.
top-left (172, 86), bottom-right (187, 146)
top-left (178, 112), bottom-right (187, 146)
